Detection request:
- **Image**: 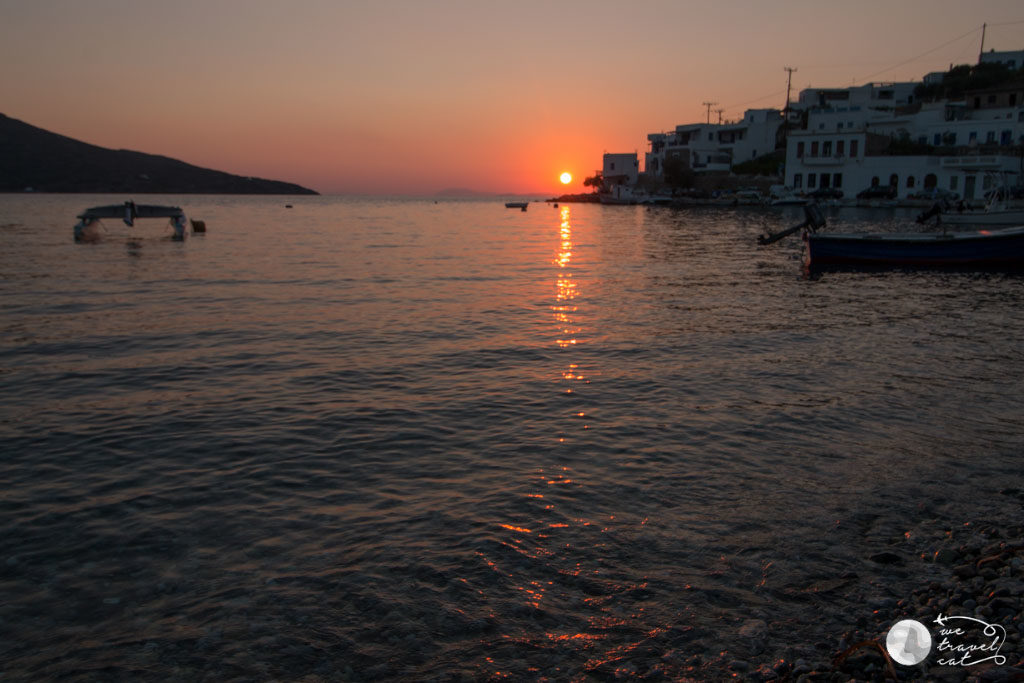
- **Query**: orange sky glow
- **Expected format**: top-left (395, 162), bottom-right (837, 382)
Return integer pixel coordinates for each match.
top-left (2, 0), bottom-right (1022, 195)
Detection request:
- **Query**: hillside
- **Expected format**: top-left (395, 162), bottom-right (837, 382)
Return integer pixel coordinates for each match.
top-left (0, 113), bottom-right (318, 195)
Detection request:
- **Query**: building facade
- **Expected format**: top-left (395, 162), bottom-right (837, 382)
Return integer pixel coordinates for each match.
top-left (784, 91), bottom-right (1023, 200)
top-left (644, 108), bottom-right (783, 179)
top-left (602, 153), bottom-right (639, 187)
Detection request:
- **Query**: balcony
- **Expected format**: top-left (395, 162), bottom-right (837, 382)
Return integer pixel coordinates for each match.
top-left (940, 155), bottom-right (1005, 169)
top-left (798, 155), bottom-right (847, 166)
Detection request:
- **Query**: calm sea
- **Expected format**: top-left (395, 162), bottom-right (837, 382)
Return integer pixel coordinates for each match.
top-left (1, 194), bottom-right (1022, 680)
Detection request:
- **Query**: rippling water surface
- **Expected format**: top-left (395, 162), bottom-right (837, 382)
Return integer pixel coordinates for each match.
top-left (2, 195), bottom-right (1023, 680)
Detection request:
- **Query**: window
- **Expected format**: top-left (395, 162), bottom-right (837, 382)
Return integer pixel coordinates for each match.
top-left (820, 173), bottom-right (831, 188)
top-left (794, 173), bottom-right (803, 188)
top-left (969, 132), bottom-right (978, 143)
top-left (924, 173), bottom-right (937, 189)
top-left (1010, 93), bottom-right (1017, 107)
top-left (797, 142), bottom-right (805, 157)
top-left (987, 95), bottom-right (997, 104)
top-left (708, 133), bottom-right (713, 141)
top-left (950, 176), bottom-right (958, 191)
top-left (907, 176), bottom-right (915, 189)
top-left (986, 131), bottom-right (996, 144)
top-left (889, 174), bottom-right (899, 188)
top-left (808, 173), bottom-right (817, 189)
top-left (823, 141), bottom-right (832, 156)
top-left (838, 122), bottom-right (844, 129)
top-left (850, 140), bottom-right (859, 157)
top-left (610, 162), bottom-right (615, 170)
top-left (1019, 111), bottom-right (1024, 122)
top-left (811, 141), bottom-right (819, 156)
top-left (836, 140), bottom-right (845, 156)
top-left (934, 134), bottom-right (942, 145)
top-left (983, 175), bottom-right (993, 191)
top-left (974, 97), bottom-right (981, 108)
top-left (833, 173), bottom-right (842, 188)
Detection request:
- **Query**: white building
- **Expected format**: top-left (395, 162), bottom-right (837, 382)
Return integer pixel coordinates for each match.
top-left (602, 153), bottom-right (639, 187)
top-left (980, 49), bottom-right (1024, 70)
top-left (784, 104), bottom-right (1023, 200)
top-left (795, 82), bottom-right (920, 111)
top-left (644, 108), bottom-right (783, 179)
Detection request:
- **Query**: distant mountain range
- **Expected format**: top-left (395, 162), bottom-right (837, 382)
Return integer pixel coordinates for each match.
top-left (434, 187), bottom-right (542, 198)
top-left (0, 113), bottom-right (318, 195)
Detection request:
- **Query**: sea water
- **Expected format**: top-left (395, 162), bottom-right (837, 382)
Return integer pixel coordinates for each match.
top-left (1, 194), bottom-right (1022, 679)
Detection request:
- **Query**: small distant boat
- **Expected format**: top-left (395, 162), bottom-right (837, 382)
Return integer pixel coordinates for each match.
top-left (768, 184), bottom-right (808, 206)
top-left (598, 194), bottom-right (636, 205)
top-left (74, 201), bottom-right (190, 242)
top-left (806, 225), bottom-right (1024, 269)
top-left (505, 201), bottom-right (528, 210)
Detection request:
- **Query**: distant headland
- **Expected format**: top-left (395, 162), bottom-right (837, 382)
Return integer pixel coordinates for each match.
top-left (0, 113), bottom-right (318, 195)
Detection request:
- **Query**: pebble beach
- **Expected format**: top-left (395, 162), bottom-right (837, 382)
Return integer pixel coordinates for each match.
top-left (724, 488), bottom-right (1024, 682)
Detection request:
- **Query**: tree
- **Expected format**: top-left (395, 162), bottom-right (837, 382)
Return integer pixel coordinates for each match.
top-left (662, 156), bottom-right (695, 191)
top-left (583, 172), bottom-right (603, 193)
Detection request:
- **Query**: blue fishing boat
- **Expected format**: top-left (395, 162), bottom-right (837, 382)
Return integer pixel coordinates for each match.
top-left (758, 204), bottom-right (1024, 270)
top-left (805, 225), bottom-right (1024, 269)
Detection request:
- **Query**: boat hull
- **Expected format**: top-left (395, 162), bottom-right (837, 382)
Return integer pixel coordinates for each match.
top-left (806, 225), bottom-right (1024, 269)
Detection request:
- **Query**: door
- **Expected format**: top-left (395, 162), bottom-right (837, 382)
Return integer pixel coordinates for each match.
top-left (964, 175), bottom-right (976, 201)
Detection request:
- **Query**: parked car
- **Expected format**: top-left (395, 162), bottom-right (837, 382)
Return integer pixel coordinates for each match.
top-left (856, 185), bottom-right (897, 200)
top-left (809, 187), bottom-right (844, 200)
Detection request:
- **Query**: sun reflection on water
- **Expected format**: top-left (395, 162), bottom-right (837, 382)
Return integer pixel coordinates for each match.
top-left (554, 205), bottom-right (581, 349)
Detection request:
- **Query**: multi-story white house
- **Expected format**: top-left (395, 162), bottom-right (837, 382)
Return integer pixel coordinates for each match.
top-left (645, 109), bottom-right (783, 179)
top-left (784, 78), bottom-right (1024, 200)
top-left (795, 81), bottom-right (920, 111)
top-left (602, 153), bottom-right (639, 186)
top-left (980, 49), bottom-right (1024, 70)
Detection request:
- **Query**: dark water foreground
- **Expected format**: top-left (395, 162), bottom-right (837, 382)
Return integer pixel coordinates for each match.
top-left (1, 195), bottom-right (1022, 680)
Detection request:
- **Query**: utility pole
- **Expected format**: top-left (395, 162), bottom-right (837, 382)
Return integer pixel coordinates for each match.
top-left (979, 23), bottom-right (986, 62)
top-left (715, 108), bottom-right (725, 124)
top-left (702, 101), bottom-right (717, 125)
top-left (783, 66), bottom-right (797, 119)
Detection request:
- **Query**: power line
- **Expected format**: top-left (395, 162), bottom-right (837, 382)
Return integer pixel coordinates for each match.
top-left (783, 66), bottom-right (797, 116)
top-left (853, 25), bottom-right (983, 84)
top-left (720, 89), bottom-right (786, 117)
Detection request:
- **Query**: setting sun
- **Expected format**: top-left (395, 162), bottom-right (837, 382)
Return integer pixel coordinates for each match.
top-left (559, 172), bottom-right (572, 185)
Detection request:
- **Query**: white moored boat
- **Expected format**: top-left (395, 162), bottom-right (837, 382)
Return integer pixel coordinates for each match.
top-left (74, 201), bottom-right (190, 242)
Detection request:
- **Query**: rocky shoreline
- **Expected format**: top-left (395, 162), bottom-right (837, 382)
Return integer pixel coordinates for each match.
top-left (725, 489), bottom-right (1024, 682)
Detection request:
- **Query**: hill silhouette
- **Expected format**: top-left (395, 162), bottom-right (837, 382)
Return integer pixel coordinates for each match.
top-left (0, 113), bottom-right (318, 195)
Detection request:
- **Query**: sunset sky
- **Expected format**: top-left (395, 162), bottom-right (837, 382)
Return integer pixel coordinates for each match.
top-left (2, 0), bottom-right (1022, 195)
